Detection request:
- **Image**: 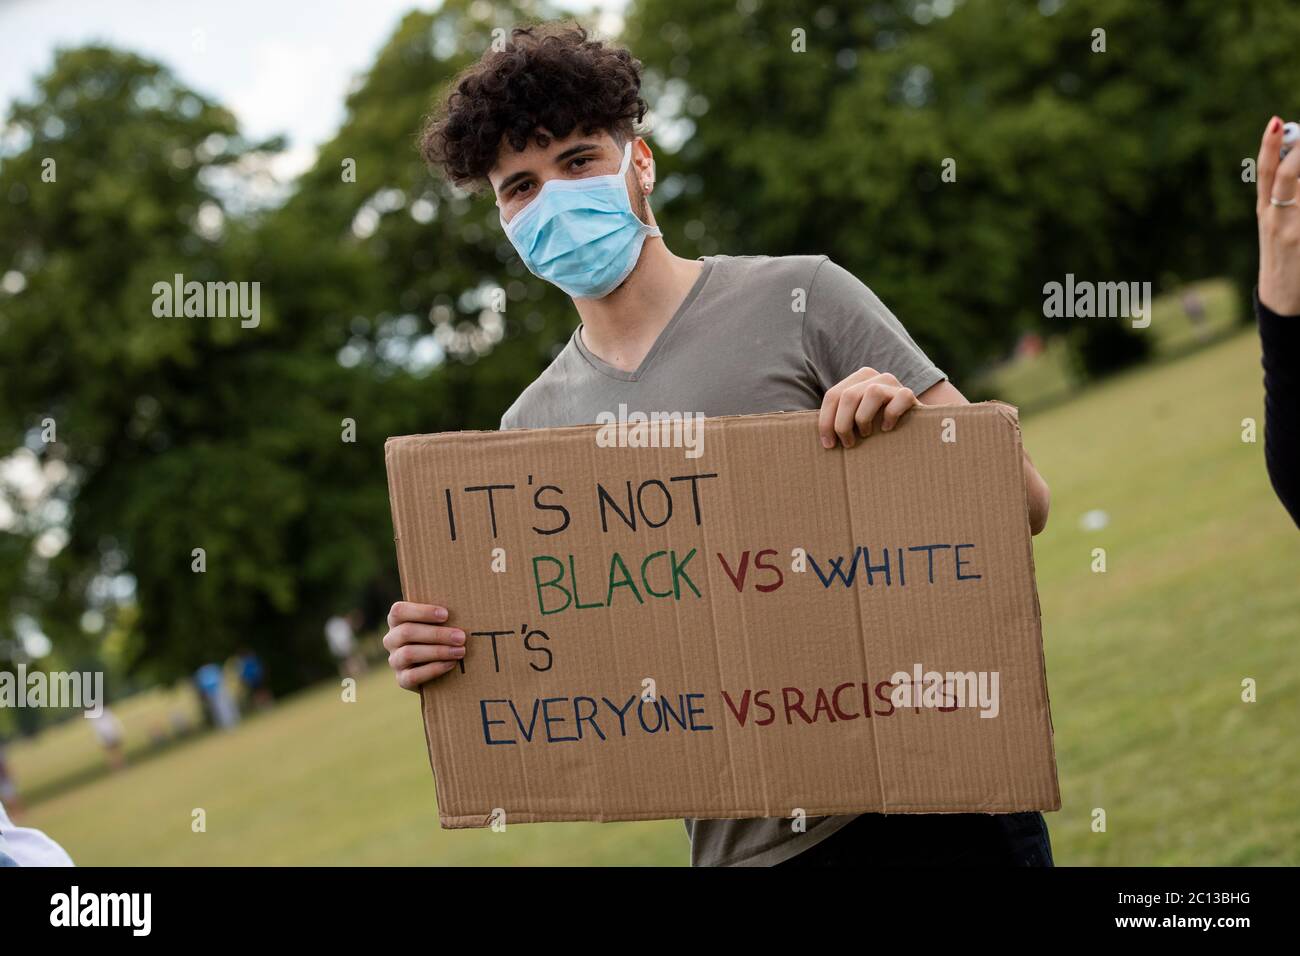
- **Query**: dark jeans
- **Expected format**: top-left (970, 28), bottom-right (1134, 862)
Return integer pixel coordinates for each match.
top-left (777, 811), bottom-right (1054, 867)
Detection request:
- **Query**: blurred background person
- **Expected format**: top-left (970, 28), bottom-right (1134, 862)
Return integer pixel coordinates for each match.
top-left (236, 648), bottom-right (273, 711)
top-left (194, 663), bottom-right (241, 731)
top-left (88, 707), bottom-right (127, 771)
top-left (1181, 289), bottom-right (1210, 343)
top-left (325, 612), bottom-right (365, 679)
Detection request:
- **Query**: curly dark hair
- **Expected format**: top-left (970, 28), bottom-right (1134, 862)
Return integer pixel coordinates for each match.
top-left (420, 23), bottom-right (647, 189)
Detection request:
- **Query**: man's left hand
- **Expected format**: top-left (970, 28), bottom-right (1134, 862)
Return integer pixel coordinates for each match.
top-left (817, 366), bottom-right (919, 448)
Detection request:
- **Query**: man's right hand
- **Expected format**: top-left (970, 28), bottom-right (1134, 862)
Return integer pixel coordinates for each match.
top-left (383, 602), bottom-right (466, 692)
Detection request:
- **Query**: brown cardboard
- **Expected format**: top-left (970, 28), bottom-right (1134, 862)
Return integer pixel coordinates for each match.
top-left (385, 403), bottom-right (1059, 827)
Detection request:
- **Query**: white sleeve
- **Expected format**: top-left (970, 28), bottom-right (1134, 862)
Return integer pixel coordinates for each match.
top-left (0, 801), bottom-right (75, 866)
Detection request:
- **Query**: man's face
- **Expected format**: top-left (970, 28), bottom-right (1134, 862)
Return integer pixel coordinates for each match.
top-left (489, 130), bottom-right (650, 225)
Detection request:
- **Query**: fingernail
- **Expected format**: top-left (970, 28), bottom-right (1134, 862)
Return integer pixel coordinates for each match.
top-left (882, 422), bottom-right (892, 431)
top-left (434, 607), bottom-right (448, 622)
top-left (449, 630), bottom-right (465, 643)
top-left (451, 646), bottom-right (466, 657)
top-left (821, 436), bottom-right (834, 449)
top-left (1272, 117), bottom-right (1282, 133)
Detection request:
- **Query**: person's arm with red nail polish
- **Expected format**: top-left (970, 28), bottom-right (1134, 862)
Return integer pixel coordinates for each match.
top-left (1254, 116), bottom-right (1300, 526)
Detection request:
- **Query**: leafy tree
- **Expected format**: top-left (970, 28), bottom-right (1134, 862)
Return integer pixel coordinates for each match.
top-left (1, 47), bottom-right (272, 679)
top-left (0, 48), bottom-right (391, 690)
top-left (0, 4), bottom-right (585, 693)
top-left (625, 0), bottom-right (1300, 380)
top-left (274, 0), bottom-right (576, 435)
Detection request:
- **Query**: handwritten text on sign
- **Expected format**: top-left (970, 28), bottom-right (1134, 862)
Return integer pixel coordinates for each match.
top-left (435, 468), bottom-right (995, 747)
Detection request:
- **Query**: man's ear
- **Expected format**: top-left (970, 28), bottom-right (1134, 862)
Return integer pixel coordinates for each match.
top-left (632, 138), bottom-right (656, 194)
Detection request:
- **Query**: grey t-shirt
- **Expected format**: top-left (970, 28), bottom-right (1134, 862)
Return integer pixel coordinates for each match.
top-left (500, 254), bottom-right (946, 865)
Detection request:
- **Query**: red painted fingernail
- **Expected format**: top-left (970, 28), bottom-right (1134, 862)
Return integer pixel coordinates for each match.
top-left (1272, 117), bottom-right (1281, 133)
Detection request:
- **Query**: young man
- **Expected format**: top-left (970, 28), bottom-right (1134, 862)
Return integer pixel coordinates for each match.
top-left (385, 23), bottom-right (1052, 867)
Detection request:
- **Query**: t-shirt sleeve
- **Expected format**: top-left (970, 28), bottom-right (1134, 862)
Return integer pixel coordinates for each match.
top-left (801, 257), bottom-right (946, 397)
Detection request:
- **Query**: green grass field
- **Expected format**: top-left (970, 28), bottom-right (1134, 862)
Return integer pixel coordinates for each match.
top-left (9, 326), bottom-right (1299, 865)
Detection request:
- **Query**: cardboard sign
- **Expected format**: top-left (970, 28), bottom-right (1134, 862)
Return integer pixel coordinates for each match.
top-left (385, 404), bottom-right (1059, 827)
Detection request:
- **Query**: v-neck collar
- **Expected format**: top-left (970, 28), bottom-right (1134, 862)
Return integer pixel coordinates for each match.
top-left (572, 256), bottom-right (715, 382)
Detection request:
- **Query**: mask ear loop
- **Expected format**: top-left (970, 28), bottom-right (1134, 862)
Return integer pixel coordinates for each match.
top-left (619, 141), bottom-right (662, 237)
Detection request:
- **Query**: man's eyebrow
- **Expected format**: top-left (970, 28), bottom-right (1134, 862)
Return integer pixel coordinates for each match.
top-left (553, 141), bottom-right (603, 163)
top-left (497, 168), bottom-right (531, 194)
top-left (496, 142), bottom-right (605, 194)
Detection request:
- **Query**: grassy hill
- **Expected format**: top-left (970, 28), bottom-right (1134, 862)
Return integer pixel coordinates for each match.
top-left (11, 327), bottom-right (1298, 865)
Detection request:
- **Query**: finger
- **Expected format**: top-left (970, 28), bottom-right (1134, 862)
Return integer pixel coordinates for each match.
top-left (819, 367), bottom-right (890, 447)
top-left (880, 387), bottom-right (918, 431)
top-left (383, 622), bottom-right (465, 652)
top-left (852, 383), bottom-right (894, 438)
top-left (818, 388), bottom-right (843, 448)
top-left (390, 642), bottom-right (465, 671)
top-left (1274, 141), bottom-right (1300, 203)
top-left (387, 601), bottom-right (448, 629)
top-left (834, 386), bottom-right (866, 447)
top-left (1258, 116), bottom-right (1283, 209)
top-left (834, 367), bottom-right (883, 391)
top-left (396, 660), bottom-right (458, 692)
top-left (817, 367), bottom-right (881, 447)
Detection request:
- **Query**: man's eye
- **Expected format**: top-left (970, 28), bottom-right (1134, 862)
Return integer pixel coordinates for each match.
top-left (513, 181), bottom-right (533, 197)
top-left (570, 157), bottom-right (591, 171)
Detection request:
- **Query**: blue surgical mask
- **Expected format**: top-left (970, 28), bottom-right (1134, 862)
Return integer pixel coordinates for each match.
top-left (501, 143), bottom-right (661, 299)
